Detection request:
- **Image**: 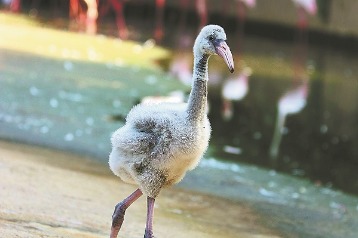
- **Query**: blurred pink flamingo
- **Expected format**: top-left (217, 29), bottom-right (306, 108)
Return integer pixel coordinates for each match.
top-left (195, 0), bottom-right (207, 30)
top-left (99, 0), bottom-right (128, 39)
top-left (229, 0), bottom-right (256, 106)
top-left (291, 0), bottom-right (316, 85)
top-left (154, 0), bottom-right (165, 43)
top-left (169, 53), bottom-right (192, 86)
top-left (169, 31), bottom-right (195, 87)
top-left (268, 1), bottom-right (314, 161)
top-left (1, 0), bottom-right (21, 12)
top-left (69, 0), bottom-right (86, 32)
top-left (269, 80), bottom-right (309, 160)
top-left (177, 0), bottom-right (190, 33)
top-left (69, 0), bottom-right (97, 34)
top-left (236, 0), bottom-right (256, 53)
top-left (237, 0), bottom-right (256, 22)
top-left (10, 0), bottom-right (21, 12)
top-left (110, 0), bottom-right (128, 39)
top-left (291, 0), bottom-right (317, 29)
top-left (83, 0), bottom-right (98, 34)
top-left (69, 0), bottom-right (78, 24)
top-left (221, 67), bottom-right (252, 120)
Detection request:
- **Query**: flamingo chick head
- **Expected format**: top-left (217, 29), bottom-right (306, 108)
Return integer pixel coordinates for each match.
top-left (194, 25), bottom-right (235, 73)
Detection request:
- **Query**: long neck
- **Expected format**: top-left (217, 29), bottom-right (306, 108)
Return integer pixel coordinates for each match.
top-left (186, 53), bottom-right (209, 122)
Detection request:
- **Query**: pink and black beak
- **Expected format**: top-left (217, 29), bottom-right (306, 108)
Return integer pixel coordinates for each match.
top-left (213, 39), bottom-right (234, 73)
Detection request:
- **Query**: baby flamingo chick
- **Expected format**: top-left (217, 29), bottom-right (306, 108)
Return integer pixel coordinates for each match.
top-left (109, 24), bottom-right (234, 238)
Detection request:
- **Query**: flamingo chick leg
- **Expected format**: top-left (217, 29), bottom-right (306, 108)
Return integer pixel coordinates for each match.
top-left (144, 196), bottom-right (156, 238)
top-left (111, 188), bottom-right (143, 238)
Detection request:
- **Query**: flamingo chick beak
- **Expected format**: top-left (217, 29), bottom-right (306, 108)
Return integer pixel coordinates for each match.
top-left (214, 40), bottom-right (234, 73)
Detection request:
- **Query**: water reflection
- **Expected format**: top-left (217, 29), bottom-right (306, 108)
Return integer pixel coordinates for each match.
top-left (221, 67), bottom-right (251, 121)
top-left (269, 80), bottom-right (308, 161)
top-left (169, 52), bottom-right (192, 86)
top-left (269, 5), bottom-right (311, 163)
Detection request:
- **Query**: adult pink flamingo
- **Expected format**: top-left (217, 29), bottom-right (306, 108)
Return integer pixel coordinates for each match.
top-left (268, 1), bottom-right (315, 161)
top-left (99, 0), bottom-right (128, 39)
top-left (83, 0), bottom-right (98, 34)
top-left (154, 0), bottom-right (165, 43)
top-left (237, 0), bottom-right (256, 22)
top-left (110, 0), bottom-right (128, 39)
top-left (169, 29), bottom-right (195, 86)
top-left (291, 0), bottom-right (317, 29)
top-left (221, 67), bottom-right (252, 120)
top-left (69, 0), bottom-right (86, 32)
top-left (9, 0), bottom-right (21, 12)
top-left (291, 0), bottom-right (316, 85)
top-left (269, 80), bottom-right (309, 160)
top-left (236, 0), bottom-right (256, 53)
top-left (11, 0), bottom-right (21, 12)
top-left (195, 0), bottom-right (207, 30)
top-left (178, 0), bottom-right (190, 27)
top-left (69, 0), bottom-right (78, 25)
top-left (169, 52), bottom-right (192, 86)
top-left (69, 0), bottom-right (97, 34)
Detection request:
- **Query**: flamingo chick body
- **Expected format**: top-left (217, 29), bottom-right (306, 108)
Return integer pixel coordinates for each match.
top-left (109, 25), bottom-right (234, 238)
top-left (109, 102), bottom-right (210, 197)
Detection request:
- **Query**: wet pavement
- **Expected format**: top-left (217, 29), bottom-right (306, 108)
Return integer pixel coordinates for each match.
top-left (0, 140), bottom-right (281, 238)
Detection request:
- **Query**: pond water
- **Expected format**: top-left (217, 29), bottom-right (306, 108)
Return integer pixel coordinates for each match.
top-left (206, 36), bottom-right (358, 195)
top-left (99, 6), bottom-right (358, 195)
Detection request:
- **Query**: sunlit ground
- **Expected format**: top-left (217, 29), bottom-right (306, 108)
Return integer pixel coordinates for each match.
top-left (0, 12), bottom-right (169, 69)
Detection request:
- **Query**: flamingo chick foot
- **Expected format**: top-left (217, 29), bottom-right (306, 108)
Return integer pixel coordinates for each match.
top-left (110, 189), bottom-right (143, 238)
top-left (143, 197), bottom-right (156, 238)
top-left (144, 228), bottom-right (155, 238)
top-left (110, 201), bottom-right (126, 238)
